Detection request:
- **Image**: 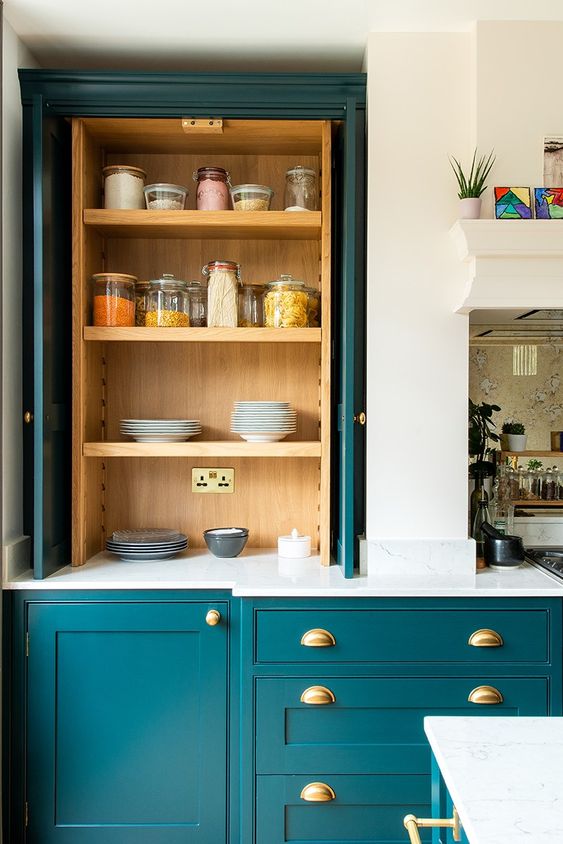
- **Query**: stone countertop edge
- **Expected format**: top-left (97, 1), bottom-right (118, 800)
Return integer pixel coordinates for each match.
top-left (424, 715), bottom-right (563, 844)
top-left (3, 551), bottom-right (563, 595)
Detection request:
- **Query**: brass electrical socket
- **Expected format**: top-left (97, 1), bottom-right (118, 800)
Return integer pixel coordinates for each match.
top-left (191, 468), bottom-right (235, 493)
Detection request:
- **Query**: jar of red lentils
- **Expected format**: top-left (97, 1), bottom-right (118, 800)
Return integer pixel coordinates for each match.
top-left (92, 273), bottom-right (137, 326)
top-left (193, 167), bottom-right (231, 210)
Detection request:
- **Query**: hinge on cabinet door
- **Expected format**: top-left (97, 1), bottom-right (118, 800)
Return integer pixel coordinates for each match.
top-left (25, 801), bottom-right (29, 827)
top-left (25, 632), bottom-right (29, 657)
top-left (181, 118), bottom-right (223, 133)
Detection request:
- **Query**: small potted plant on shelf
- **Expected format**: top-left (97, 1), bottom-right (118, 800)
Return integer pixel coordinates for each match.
top-left (450, 148), bottom-right (496, 219)
top-left (502, 420), bottom-right (527, 452)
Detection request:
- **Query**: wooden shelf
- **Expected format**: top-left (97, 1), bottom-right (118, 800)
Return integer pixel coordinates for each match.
top-left (84, 326), bottom-right (321, 343)
top-left (83, 441), bottom-right (322, 458)
top-left (83, 209), bottom-right (321, 240)
top-left (512, 500), bottom-right (563, 507)
top-left (501, 451), bottom-right (563, 458)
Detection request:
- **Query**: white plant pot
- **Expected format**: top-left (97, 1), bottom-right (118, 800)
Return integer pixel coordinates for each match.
top-left (507, 433), bottom-right (527, 452)
top-left (459, 197), bottom-right (482, 220)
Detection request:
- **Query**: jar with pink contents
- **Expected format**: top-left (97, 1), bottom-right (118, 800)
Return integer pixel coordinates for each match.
top-left (193, 166), bottom-right (231, 210)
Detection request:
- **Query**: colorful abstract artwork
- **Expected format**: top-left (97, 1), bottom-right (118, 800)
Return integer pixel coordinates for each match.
top-left (534, 187), bottom-right (563, 219)
top-left (494, 187), bottom-right (532, 219)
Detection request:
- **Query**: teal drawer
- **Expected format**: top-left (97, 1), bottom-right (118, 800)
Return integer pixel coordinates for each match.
top-left (256, 774), bottom-right (432, 844)
top-left (255, 676), bottom-right (549, 773)
top-left (255, 608), bottom-right (549, 664)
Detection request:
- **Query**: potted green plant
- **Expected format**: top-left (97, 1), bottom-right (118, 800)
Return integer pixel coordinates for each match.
top-left (450, 148), bottom-right (496, 219)
top-left (469, 399), bottom-right (501, 478)
top-left (502, 420), bottom-right (527, 452)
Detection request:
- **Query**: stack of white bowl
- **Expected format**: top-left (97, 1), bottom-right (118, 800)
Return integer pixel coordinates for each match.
top-left (230, 402), bottom-right (297, 442)
top-left (120, 419), bottom-right (202, 442)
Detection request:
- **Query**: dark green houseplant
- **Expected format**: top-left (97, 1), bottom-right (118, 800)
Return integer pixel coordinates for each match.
top-left (469, 399), bottom-right (501, 479)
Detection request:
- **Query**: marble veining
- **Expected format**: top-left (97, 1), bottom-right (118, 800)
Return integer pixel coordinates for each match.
top-left (367, 539), bottom-right (476, 585)
top-left (425, 716), bottom-right (563, 844)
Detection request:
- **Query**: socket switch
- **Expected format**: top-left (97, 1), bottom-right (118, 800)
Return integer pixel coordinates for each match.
top-left (192, 467), bottom-right (235, 494)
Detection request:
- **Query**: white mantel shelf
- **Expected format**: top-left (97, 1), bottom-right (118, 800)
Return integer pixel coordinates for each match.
top-left (450, 220), bottom-right (563, 313)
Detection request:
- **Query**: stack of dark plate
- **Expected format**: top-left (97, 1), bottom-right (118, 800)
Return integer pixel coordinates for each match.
top-left (106, 529), bottom-right (188, 562)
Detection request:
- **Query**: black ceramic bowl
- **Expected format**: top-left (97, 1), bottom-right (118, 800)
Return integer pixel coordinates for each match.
top-left (203, 528), bottom-right (249, 558)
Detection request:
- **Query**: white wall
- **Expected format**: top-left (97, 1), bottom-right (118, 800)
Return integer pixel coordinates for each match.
top-left (2, 19), bottom-right (38, 553)
top-left (365, 32), bottom-right (472, 543)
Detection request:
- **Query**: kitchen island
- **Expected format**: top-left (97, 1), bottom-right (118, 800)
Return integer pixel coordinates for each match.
top-left (425, 716), bottom-right (563, 844)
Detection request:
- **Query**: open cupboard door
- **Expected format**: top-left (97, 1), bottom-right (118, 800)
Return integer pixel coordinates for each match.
top-left (331, 101), bottom-right (366, 576)
top-left (22, 96), bottom-right (72, 578)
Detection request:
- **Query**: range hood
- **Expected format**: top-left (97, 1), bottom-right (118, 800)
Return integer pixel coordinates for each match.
top-left (470, 308), bottom-right (563, 343)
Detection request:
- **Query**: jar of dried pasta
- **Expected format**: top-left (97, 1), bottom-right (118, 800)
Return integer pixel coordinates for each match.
top-left (264, 275), bottom-right (309, 328)
top-left (145, 274), bottom-right (190, 327)
top-left (135, 280), bottom-right (150, 326)
top-left (202, 260), bottom-right (241, 327)
top-left (304, 285), bottom-right (321, 327)
top-left (92, 273), bottom-right (137, 326)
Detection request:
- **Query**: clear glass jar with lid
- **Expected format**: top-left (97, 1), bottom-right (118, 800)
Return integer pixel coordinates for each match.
top-left (541, 467), bottom-right (557, 500)
top-left (303, 285), bottom-right (321, 327)
top-left (238, 284), bottom-right (265, 327)
top-left (135, 280), bottom-right (150, 326)
top-left (202, 260), bottom-right (241, 327)
top-left (284, 166), bottom-right (318, 211)
top-left (92, 272), bottom-right (136, 326)
top-left (145, 274), bottom-right (190, 327)
top-left (264, 274), bottom-right (308, 328)
top-left (193, 167), bottom-right (231, 210)
top-left (186, 282), bottom-right (207, 327)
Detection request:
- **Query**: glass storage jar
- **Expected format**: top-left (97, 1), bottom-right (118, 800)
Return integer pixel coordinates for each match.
top-left (187, 282), bottom-right (207, 327)
top-left (135, 280), bottom-right (150, 327)
top-left (284, 166), bottom-right (318, 211)
top-left (264, 274), bottom-right (309, 328)
top-left (145, 274), bottom-right (190, 327)
top-left (103, 165), bottom-right (146, 209)
top-left (203, 260), bottom-right (240, 327)
top-left (193, 167), bottom-right (231, 210)
top-left (238, 284), bottom-right (265, 327)
top-left (542, 467), bottom-right (557, 500)
top-left (304, 285), bottom-right (321, 327)
top-left (92, 273), bottom-right (136, 326)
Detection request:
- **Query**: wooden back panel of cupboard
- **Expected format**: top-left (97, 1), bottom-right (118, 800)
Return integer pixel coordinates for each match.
top-left (71, 117), bottom-right (331, 563)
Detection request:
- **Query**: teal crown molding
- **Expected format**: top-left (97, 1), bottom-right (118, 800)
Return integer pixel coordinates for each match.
top-left (18, 69), bottom-right (366, 118)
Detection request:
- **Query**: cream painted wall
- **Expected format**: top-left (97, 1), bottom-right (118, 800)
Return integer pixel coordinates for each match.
top-left (2, 19), bottom-right (37, 548)
top-left (365, 32), bottom-right (472, 541)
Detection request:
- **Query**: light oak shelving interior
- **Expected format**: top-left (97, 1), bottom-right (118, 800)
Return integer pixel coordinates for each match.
top-left (73, 117), bottom-right (332, 565)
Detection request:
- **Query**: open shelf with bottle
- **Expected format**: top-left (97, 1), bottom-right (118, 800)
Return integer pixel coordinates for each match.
top-left (72, 116), bottom-right (332, 565)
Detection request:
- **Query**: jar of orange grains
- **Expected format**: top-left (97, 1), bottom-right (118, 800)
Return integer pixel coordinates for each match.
top-left (92, 273), bottom-right (136, 326)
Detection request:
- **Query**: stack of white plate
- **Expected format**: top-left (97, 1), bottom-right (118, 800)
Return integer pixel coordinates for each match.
top-left (106, 528), bottom-right (188, 562)
top-left (120, 419), bottom-right (202, 442)
top-left (230, 401), bottom-right (297, 442)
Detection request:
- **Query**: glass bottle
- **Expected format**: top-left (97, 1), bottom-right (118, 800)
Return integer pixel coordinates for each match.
top-left (469, 475), bottom-right (488, 533)
top-left (490, 469), bottom-right (514, 535)
top-left (145, 274), bottom-right (190, 327)
top-left (284, 166), bottom-right (318, 211)
top-left (472, 487), bottom-right (491, 559)
top-left (193, 167), bottom-right (231, 210)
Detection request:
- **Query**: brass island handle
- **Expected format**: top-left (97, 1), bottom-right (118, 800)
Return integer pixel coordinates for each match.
top-left (300, 782), bottom-right (336, 802)
top-left (300, 628), bottom-right (336, 648)
top-left (468, 628), bottom-right (504, 648)
top-left (23, 411), bottom-right (33, 424)
top-left (206, 609), bottom-right (221, 626)
top-left (300, 686), bottom-right (336, 705)
top-left (468, 685), bottom-right (504, 705)
top-left (404, 808), bottom-right (461, 844)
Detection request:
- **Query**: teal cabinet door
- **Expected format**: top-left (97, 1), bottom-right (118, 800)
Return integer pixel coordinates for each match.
top-left (26, 601), bottom-right (228, 843)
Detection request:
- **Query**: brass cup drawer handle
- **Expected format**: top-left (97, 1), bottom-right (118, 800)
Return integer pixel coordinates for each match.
top-left (300, 782), bottom-right (336, 802)
top-left (468, 685), bottom-right (504, 705)
top-left (467, 628), bottom-right (504, 647)
top-left (300, 628), bottom-right (336, 647)
top-left (404, 808), bottom-right (461, 844)
top-left (206, 609), bottom-right (221, 626)
top-left (300, 685), bottom-right (336, 705)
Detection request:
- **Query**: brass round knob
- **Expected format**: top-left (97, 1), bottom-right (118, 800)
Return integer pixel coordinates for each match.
top-left (206, 609), bottom-right (221, 626)
top-left (300, 686), bottom-right (336, 705)
top-left (467, 629), bottom-right (503, 648)
top-left (354, 411), bottom-right (366, 425)
top-left (300, 628), bottom-right (336, 647)
top-left (468, 685), bottom-right (504, 705)
top-left (300, 782), bottom-right (335, 802)
top-left (23, 411), bottom-right (33, 424)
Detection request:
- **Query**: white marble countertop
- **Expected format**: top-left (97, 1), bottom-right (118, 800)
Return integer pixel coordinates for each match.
top-left (4, 550), bottom-right (563, 595)
top-left (425, 716), bottom-right (563, 844)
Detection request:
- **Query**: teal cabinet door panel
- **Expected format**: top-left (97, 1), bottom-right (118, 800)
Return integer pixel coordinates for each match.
top-left (256, 775), bottom-right (431, 844)
top-left (26, 601), bottom-right (228, 843)
top-left (255, 608), bottom-right (550, 664)
top-left (255, 676), bottom-right (549, 774)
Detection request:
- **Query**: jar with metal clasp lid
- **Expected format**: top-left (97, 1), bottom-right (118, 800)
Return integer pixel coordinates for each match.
top-left (284, 165), bottom-right (318, 211)
top-left (202, 260), bottom-right (241, 327)
top-left (193, 167), bottom-right (231, 210)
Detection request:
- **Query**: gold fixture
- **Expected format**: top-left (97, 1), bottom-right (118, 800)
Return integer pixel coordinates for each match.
top-left (181, 117), bottom-right (224, 133)
top-left (300, 628), bottom-right (336, 647)
top-left (467, 629), bottom-right (504, 648)
top-left (354, 411), bottom-right (366, 425)
top-left (300, 782), bottom-right (336, 802)
top-left (206, 609), bottom-right (221, 626)
top-left (300, 686), bottom-right (336, 705)
top-left (23, 411), bottom-right (33, 424)
top-left (404, 807), bottom-right (461, 844)
top-left (467, 685), bottom-right (503, 705)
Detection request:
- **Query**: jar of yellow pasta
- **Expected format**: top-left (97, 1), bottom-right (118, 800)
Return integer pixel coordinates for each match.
top-left (264, 275), bottom-right (308, 328)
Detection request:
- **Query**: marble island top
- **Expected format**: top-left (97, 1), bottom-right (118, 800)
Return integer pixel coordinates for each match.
top-left (4, 550), bottom-right (563, 595)
top-left (425, 716), bottom-right (563, 844)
